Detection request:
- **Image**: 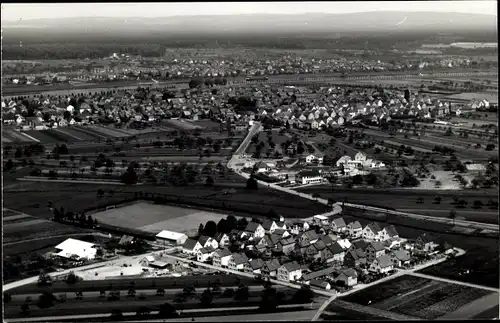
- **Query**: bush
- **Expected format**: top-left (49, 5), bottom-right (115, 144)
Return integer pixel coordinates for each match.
top-left (65, 271), bottom-right (82, 285)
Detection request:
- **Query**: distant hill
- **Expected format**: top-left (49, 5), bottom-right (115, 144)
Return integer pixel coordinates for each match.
top-left (2, 11), bottom-right (497, 35)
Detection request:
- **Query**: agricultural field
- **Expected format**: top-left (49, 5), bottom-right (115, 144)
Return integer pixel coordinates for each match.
top-left (340, 275), bottom-right (498, 320)
top-left (91, 201), bottom-right (229, 236)
top-left (2, 208), bottom-right (89, 245)
top-left (163, 119), bottom-right (203, 130)
top-left (443, 91), bottom-right (498, 104)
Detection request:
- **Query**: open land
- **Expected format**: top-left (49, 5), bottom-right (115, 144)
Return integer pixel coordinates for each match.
top-left (338, 275), bottom-right (498, 320)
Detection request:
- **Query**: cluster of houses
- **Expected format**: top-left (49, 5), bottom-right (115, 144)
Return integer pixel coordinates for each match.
top-left (249, 151), bottom-right (385, 185)
top-left (152, 214), bottom-right (451, 290)
top-left (2, 76), bottom-right (490, 136)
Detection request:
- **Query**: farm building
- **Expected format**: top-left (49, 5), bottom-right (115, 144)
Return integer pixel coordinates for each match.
top-left (156, 230), bottom-right (188, 245)
top-left (140, 255), bottom-right (181, 269)
top-left (53, 238), bottom-right (99, 260)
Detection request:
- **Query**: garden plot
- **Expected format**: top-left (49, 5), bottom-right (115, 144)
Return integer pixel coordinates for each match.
top-left (92, 201), bottom-right (228, 236)
top-left (89, 125), bottom-right (131, 138)
top-left (8, 130), bottom-right (39, 142)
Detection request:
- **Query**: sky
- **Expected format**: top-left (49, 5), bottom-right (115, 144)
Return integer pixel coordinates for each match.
top-left (1, 1), bottom-right (496, 21)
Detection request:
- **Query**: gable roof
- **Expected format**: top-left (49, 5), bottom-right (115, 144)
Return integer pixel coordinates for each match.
top-left (261, 219), bottom-right (276, 231)
top-left (282, 261), bottom-right (302, 272)
top-left (309, 279), bottom-right (330, 289)
top-left (376, 254), bottom-right (393, 268)
top-left (341, 268), bottom-right (358, 278)
top-left (264, 259), bottom-right (281, 272)
top-left (245, 222), bottom-right (262, 233)
top-left (319, 235), bottom-right (333, 246)
top-left (198, 235), bottom-right (211, 246)
top-left (302, 266), bottom-right (337, 281)
top-left (198, 246), bottom-right (215, 254)
top-left (231, 253), bottom-right (249, 265)
top-left (332, 218), bottom-right (347, 228)
top-left (366, 222), bottom-right (383, 233)
top-left (351, 239), bottom-right (369, 250)
top-left (328, 241), bottom-right (345, 255)
top-left (215, 248), bottom-right (232, 258)
top-left (392, 250), bottom-right (411, 261)
top-left (155, 230), bottom-right (187, 241)
top-left (348, 221), bottom-right (362, 230)
top-left (370, 241), bottom-right (386, 252)
top-left (249, 258), bottom-right (265, 270)
top-left (384, 225), bottom-right (399, 237)
top-left (182, 238), bottom-right (200, 251)
top-left (118, 235), bottom-right (135, 245)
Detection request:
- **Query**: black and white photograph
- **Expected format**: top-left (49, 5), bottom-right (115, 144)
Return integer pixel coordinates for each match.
top-left (2, 1), bottom-right (498, 321)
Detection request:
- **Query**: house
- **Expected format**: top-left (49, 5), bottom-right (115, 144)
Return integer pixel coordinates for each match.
top-left (196, 247), bottom-right (216, 262)
top-left (379, 225), bottom-right (399, 241)
top-left (296, 170), bottom-right (323, 185)
top-left (305, 153), bottom-right (324, 165)
top-left (261, 259), bottom-right (281, 278)
top-left (244, 222), bottom-right (266, 239)
top-left (390, 250), bottom-right (411, 268)
top-left (118, 235), bottom-right (137, 246)
top-left (324, 241), bottom-right (345, 264)
top-left (369, 255), bottom-right (394, 274)
top-left (198, 235), bottom-right (219, 249)
top-left (53, 238), bottom-right (99, 260)
top-left (336, 155), bottom-right (351, 168)
top-left (355, 152), bottom-right (367, 162)
top-left (336, 238), bottom-right (352, 250)
top-left (214, 233), bottom-right (230, 248)
top-left (273, 229), bottom-right (290, 239)
top-left (254, 161), bottom-right (271, 173)
top-left (334, 268), bottom-right (358, 287)
top-left (344, 248), bottom-right (367, 267)
top-left (212, 248), bottom-right (232, 268)
top-left (347, 221), bottom-right (363, 238)
top-left (246, 258), bottom-right (265, 274)
top-left (366, 241), bottom-right (386, 262)
top-left (228, 253), bottom-right (249, 271)
top-left (182, 239), bottom-right (203, 254)
top-left (301, 266), bottom-right (337, 284)
top-left (140, 255), bottom-right (180, 270)
top-left (277, 237), bottom-right (296, 255)
top-left (289, 221), bottom-right (310, 235)
top-left (362, 223), bottom-right (383, 241)
top-left (309, 279), bottom-right (332, 290)
top-left (156, 230), bottom-right (188, 245)
top-left (416, 233), bottom-right (440, 252)
top-left (299, 230), bottom-right (319, 245)
top-left (331, 218), bottom-right (347, 232)
top-left (313, 215), bottom-right (330, 226)
top-left (258, 234), bottom-right (281, 249)
top-left (277, 261), bottom-right (303, 281)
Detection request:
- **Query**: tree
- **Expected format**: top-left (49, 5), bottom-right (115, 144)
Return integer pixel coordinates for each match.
top-left (121, 166), bottom-right (138, 185)
top-left (434, 196), bottom-right (442, 204)
top-left (259, 286), bottom-right (278, 313)
top-left (473, 200), bottom-right (484, 209)
top-left (20, 303), bottom-right (30, 315)
top-left (200, 288), bottom-right (213, 307)
top-left (136, 306), bottom-right (150, 316)
top-left (97, 189), bottom-right (105, 198)
top-left (198, 224), bottom-right (204, 235)
top-left (110, 309), bottom-right (123, 321)
top-left (37, 272), bottom-right (52, 286)
top-left (205, 176), bottom-right (214, 187)
top-left (234, 284), bottom-right (249, 301)
top-left (65, 271), bottom-right (81, 285)
top-left (156, 288), bottom-right (165, 296)
top-left (204, 221), bottom-right (217, 237)
top-left (4, 159), bottom-right (14, 171)
top-left (37, 292), bottom-right (56, 309)
top-left (158, 302), bottom-right (178, 318)
top-left (292, 285), bottom-right (313, 303)
top-left (237, 217), bottom-right (249, 231)
top-left (246, 176), bottom-right (258, 190)
top-left (449, 209), bottom-right (457, 225)
top-left (183, 285), bottom-right (196, 298)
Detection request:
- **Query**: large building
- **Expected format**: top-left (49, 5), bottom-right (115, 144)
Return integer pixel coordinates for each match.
top-left (296, 170), bottom-right (323, 185)
top-left (156, 230), bottom-right (188, 245)
top-left (54, 238), bottom-right (99, 260)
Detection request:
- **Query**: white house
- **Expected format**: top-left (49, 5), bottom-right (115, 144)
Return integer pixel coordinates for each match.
top-left (305, 153), bottom-right (324, 165)
top-left (336, 155), bottom-right (351, 168)
top-left (156, 230), bottom-right (188, 245)
top-left (355, 152), bottom-right (367, 162)
top-left (369, 255), bottom-right (394, 274)
top-left (366, 241), bottom-right (386, 262)
top-left (54, 238), bottom-right (99, 260)
top-left (296, 170), bottom-right (323, 185)
top-left (334, 268), bottom-right (358, 287)
top-left (331, 218), bottom-right (347, 232)
top-left (379, 225), bottom-right (399, 242)
top-left (214, 233), bottom-right (230, 248)
top-left (198, 236), bottom-right (219, 249)
top-left (362, 223), bottom-right (383, 241)
top-left (212, 248), bottom-right (232, 268)
top-left (277, 262), bottom-right (303, 281)
top-left (228, 253), bottom-right (249, 271)
top-left (243, 222), bottom-right (266, 239)
top-left (197, 247), bottom-right (216, 262)
top-left (347, 221), bottom-right (363, 238)
top-left (254, 161), bottom-right (271, 173)
top-left (182, 239), bottom-right (203, 254)
top-left (390, 250), bottom-right (411, 268)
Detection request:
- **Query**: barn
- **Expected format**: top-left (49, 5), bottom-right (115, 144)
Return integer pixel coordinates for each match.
top-left (53, 238), bottom-right (99, 260)
top-left (156, 230), bottom-right (188, 245)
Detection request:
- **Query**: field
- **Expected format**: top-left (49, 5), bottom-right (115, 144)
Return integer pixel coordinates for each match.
top-left (443, 92), bottom-right (498, 104)
top-left (91, 201), bottom-right (229, 236)
top-left (296, 186), bottom-right (499, 224)
top-left (340, 275), bottom-right (498, 320)
top-left (2, 208), bottom-right (89, 245)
